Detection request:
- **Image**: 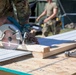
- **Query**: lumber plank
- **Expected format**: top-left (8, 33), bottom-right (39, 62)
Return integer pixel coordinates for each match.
top-left (0, 48), bottom-right (31, 62)
top-left (32, 52), bottom-right (44, 59)
top-left (0, 30), bottom-right (76, 59)
top-left (32, 43), bottom-right (76, 58)
top-left (0, 41), bottom-right (50, 52)
top-left (0, 40), bottom-right (76, 59)
top-left (18, 44), bottom-right (50, 52)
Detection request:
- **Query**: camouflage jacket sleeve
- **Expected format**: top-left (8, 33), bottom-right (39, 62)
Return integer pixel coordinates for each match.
top-left (0, 0), bottom-right (12, 17)
top-left (13, 0), bottom-right (31, 16)
top-left (13, 0), bottom-right (31, 25)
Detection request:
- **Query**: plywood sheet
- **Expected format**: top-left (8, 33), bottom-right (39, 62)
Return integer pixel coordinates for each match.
top-left (0, 48), bottom-right (31, 62)
top-left (0, 30), bottom-right (76, 59)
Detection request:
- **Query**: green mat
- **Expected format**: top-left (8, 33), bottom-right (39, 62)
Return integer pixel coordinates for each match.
top-left (0, 66), bottom-right (31, 75)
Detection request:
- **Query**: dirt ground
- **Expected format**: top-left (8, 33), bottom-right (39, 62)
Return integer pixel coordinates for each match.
top-left (0, 48), bottom-right (76, 75)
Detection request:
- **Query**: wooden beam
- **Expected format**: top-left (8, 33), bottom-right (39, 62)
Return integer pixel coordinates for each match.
top-left (0, 41), bottom-right (76, 58)
top-left (32, 43), bottom-right (76, 58)
top-left (18, 44), bottom-right (50, 52)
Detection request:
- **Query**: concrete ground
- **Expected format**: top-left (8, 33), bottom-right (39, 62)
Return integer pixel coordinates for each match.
top-left (0, 48), bottom-right (76, 75)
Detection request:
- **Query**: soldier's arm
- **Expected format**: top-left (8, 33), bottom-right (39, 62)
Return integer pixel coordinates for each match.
top-left (36, 9), bottom-right (47, 22)
top-left (44, 8), bottom-right (58, 23)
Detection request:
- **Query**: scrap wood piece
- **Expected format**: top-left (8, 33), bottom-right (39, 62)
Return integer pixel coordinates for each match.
top-left (18, 44), bottom-right (50, 52)
top-left (0, 41), bottom-right (50, 53)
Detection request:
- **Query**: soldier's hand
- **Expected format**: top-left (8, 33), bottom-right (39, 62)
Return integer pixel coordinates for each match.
top-left (44, 18), bottom-right (48, 23)
top-left (36, 17), bottom-right (40, 22)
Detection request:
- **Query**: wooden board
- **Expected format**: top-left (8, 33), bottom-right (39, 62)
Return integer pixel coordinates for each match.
top-left (18, 44), bottom-right (50, 52)
top-left (0, 30), bottom-right (76, 59)
top-left (0, 48), bottom-right (31, 62)
top-left (17, 42), bottom-right (76, 58)
top-left (18, 30), bottom-right (76, 58)
top-left (32, 43), bottom-right (76, 58)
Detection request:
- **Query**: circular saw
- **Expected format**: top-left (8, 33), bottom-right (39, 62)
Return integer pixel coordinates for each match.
top-left (0, 24), bottom-right (22, 49)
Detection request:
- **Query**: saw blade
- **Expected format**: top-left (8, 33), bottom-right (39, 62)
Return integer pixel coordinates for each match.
top-left (2, 30), bottom-right (19, 50)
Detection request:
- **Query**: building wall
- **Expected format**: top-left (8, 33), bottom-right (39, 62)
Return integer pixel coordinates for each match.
top-left (59, 0), bottom-right (76, 24)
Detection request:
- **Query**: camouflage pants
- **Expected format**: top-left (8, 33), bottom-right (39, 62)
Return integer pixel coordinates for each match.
top-left (42, 20), bottom-right (61, 37)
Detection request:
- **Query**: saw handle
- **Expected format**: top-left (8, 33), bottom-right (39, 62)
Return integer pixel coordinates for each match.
top-left (9, 26), bottom-right (16, 32)
top-left (8, 26), bottom-right (19, 35)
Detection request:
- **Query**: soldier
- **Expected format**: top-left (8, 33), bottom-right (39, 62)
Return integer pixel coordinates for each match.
top-left (36, 0), bottom-right (60, 37)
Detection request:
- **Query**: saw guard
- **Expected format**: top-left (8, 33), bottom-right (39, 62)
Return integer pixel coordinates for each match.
top-left (0, 24), bottom-right (22, 49)
top-left (0, 24), bottom-right (22, 40)
top-left (2, 30), bottom-right (19, 49)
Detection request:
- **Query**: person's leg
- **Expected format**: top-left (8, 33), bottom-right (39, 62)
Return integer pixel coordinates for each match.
top-left (55, 22), bottom-right (61, 34)
top-left (50, 20), bottom-right (56, 35)
top-left (42, 23), bottom-right (50, 37)
top-left (51, 20), bottom-right (61, 35)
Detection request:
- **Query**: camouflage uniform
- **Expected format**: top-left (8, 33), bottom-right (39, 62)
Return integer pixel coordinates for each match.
top-left (0, 0), bottom-right (12, 26)
top-left (42, 2), bottom-right (61, 36)
top-left (0, 0), bottom-right (12, 17)
top-left (0, 0), bottom-right (31, 25)
top-left (13, 0), bottom-right (31, 25)
top-left (0, 0), bottom-right (31, 31)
